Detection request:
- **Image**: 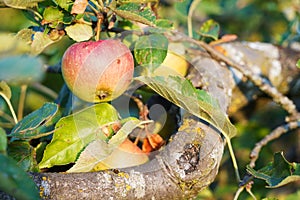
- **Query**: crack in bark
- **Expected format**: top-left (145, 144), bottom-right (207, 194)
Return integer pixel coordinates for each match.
top-left (177, 143), bottom-right (201, 174)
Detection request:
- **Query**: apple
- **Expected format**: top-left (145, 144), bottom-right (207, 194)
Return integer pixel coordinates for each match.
top-left (61, 39), bottom-right (134, 102)
top-left (153, 51), bottom-right (189, 77)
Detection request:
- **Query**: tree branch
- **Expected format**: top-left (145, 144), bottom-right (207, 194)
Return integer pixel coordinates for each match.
top-left (1, 116), bottom-right (224, 200)
top-left (249, 120), bottom-right (300, 167)
top-left (184, 36), bottom-right (299, 120)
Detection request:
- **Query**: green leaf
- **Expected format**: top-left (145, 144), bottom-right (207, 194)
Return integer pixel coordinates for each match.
top-left (0, 127), bottom-right (7, 154)
top-left (67, 118), bottom-right (145, 172)
top-left (198, 19), bottom-right (220, 41)
top-left (56, 0), bottom-right (73, 11)
top-left (135, 76), bottom-right (236, 138)
top-left (134, 33), bottom-right (168, 71)
top-left (7, 141), bottom-right (37, 171)
top-left (67, 139), bottom-right (111, 173)
top-left (39, 103), bottom-right (120, 169)
top-left (0, 55), bottom-right (45, 84)
top-left (247, 152), bottom-right (300, 188)
top-left (0, 154), bottom-right (40, 200)
top-left (43, 6), bottom-right (64, 26)
top-left (9, 102), bottom-right (61, 140)
top-left (65, 23), bottom-right (93, 42)
top-left (0, 81), bottom-right (12, 100)
top-left (122, 33), bottom-right (140, 48)
top-left (195, 1), bottom-right (222, 15)
top-left (297, 59), bottom-right (300, 68)
top-left (155, 19), bottom-right (174, 29)
top-left (113, 3), bottom-right (156, 26)
top-left (41, 5), bottom-right (73, 26)
top-left (15, 29), bottom-right (35, 45)
top-left (3, 0), bottom-right (43, 9)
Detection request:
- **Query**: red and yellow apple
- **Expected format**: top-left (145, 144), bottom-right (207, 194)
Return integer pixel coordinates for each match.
top-left (61, 39), bottom-right (134, 102)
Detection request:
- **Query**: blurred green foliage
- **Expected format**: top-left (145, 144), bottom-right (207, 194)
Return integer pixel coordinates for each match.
top-left (0, 9), bottom-right (31, 32)
top-left (160, 0), bottom-right (300, 45)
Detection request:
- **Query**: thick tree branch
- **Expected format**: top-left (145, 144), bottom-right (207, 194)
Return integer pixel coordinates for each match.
top-left (0, 116), bottom-right (224, 200)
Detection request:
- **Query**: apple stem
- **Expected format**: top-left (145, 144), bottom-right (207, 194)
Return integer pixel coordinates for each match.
top-left (95, 13), bottom-right (104, 41)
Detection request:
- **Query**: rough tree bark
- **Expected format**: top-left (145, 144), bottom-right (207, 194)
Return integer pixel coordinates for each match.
top-left (0, 115), bottom-right (225, 200)
top-left (1, 33), bottom-right (300, 199)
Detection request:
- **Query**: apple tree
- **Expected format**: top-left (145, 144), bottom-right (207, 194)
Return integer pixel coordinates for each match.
top-left (0, 0), bottom-right (300, 199)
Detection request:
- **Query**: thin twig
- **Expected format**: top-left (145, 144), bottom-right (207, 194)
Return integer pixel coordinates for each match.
top-left (130, 95), bottom-right (153, 139)
top-left (226, 136), bottom-right (241, 182)
top-left (245, 181), bottom-right (257, 200)
top-left (246, 188), bottom-right (257, 200)
top-left (26, 8), bottom-right (43, 20)
top-left (31, 83), bottom-right (58, 100)
top-left (0, 92), bottom-right (18, 124)
top-left (234, 181), bottom-right (257, 200)
top-left (0, 109), bottom-right (15, 124)
top-left (90, 0), bottom-right (103, 11)
top-left (18, 84), bottom-right (27, 121)
top-left (129, 95), bottom-right (163, 150)
top-left (131, 95), bottom-right (149, 121)
top-left (249, 120), bottom-right (300, 167)
top-left (187, 0), bottom-right (202, 38)
top-left (233, 186), bottom-right (244, 200)
top-left (88, 2), bottom-right (100, 14)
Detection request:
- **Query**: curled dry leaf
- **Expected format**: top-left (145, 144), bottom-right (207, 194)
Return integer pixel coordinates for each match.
top-left (142, 133), bottom-right (165, 153)
top-left (71, 0), bottom-right (88, 14)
